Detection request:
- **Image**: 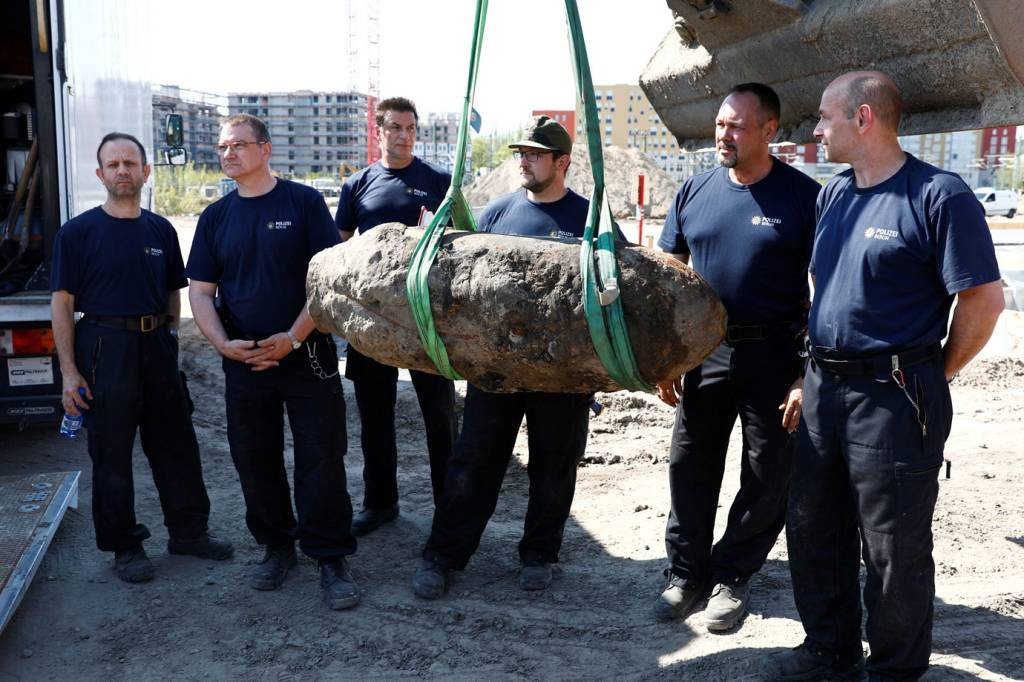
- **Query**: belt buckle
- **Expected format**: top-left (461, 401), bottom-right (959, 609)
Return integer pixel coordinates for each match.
top-left (139, 315), bottom-right (156, 332)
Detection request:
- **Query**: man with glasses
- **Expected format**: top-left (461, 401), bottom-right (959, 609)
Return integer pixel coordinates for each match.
top-left (412, 115), bottom-right (593, 599)
top-left (654, 83), bottom-right (819, 632)
top-left (335, 97), bottom-right (458, 536)
top-left (187, 114), bottom-right (359, 611)
top-left (51, 132), bottom-right (233, 583)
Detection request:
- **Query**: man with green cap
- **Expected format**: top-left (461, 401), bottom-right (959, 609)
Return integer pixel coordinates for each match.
top-left (412, 116), bottom-right (593, 599)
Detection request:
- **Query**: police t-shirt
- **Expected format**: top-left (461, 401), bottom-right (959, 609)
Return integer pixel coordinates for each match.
top-left (51, 206), bottom-right (187, 315)
top-left (809, 154), bottom-right (1001, 354)
top-left (336, 157), bottom-right (450, 233)
top-left (658, 159), bottom-right (820, 323)
top-left (187, 178), bottom-right (340, 339)
top-left (478, 189), bottom-right (588, 238)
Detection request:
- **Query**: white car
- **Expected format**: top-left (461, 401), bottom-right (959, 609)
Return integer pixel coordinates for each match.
top-left (974, 187), bottom-right (1019, 218)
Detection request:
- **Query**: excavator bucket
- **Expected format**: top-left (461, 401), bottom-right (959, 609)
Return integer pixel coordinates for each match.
top-left (640, 0), bottom-right (1024, 148)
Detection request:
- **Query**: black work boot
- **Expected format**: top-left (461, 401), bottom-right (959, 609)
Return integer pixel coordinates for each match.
top-left (351, 504), bottom-right (399, 537)
top-left (767, 642), bottom-right (865, 681)
top-left (319, 557), bottom-right (359, 610)
top-left (114, 546), bottom-right (155, 583)
top-left (250, 545), bottom-right (297, 591)
top-left (654, 574), bottom-right (705, 622)
top-left (519, 561), bottom-right (554, 591)
top-left (412, 559), bottom-right (449, 600)
top-left (168, 533), bottom-right (235, 561)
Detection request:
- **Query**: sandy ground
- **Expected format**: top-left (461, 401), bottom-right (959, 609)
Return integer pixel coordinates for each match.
top-left (0, 220), bottom-right (1022, 680)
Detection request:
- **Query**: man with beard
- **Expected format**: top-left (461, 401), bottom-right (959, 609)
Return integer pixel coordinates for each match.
top-left (654, 83), bottom-right (819, 631)
top-left (770, 71), bottom-right (1003, 681)
top-left (411, 116), bottom-right (592, 599)
top-left (51, 132), bottom-right (233, 583)
top-left (335, 97), bottom-right (458, 536)
top-left (188, 114), bottom-right (359, 610)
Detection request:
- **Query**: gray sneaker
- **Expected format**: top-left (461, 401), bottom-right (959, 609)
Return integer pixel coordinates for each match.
top-left (705, 580), bottom-right (749, 631)
top-left (654, 575), bottom-right (705, 622)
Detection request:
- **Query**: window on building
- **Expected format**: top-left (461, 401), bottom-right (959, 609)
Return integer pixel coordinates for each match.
top-left (326, 95), bottom-right (332, 103)
top-left (313, 151), bottom-right (320, 160)
top-left (313, 136), bottom-right (320, 144)
top-left (313, 107), bottom-right (319, 116)
top-left (288, 165), bottom-right (295, 174)
top-left (313, 123), bottom-right (319, 132)
top-left (288, 122), bottom-right (294, 132)
top-left (288, 108), bottom-right (293, 116)
top-left (289, 136), bottom-right (295, 144)
top-left (313, 95), bottom-right (319, 103)
top-left (326, 151), bottom-right (333, 160)
top-left (312, 165), bottom-right (321, 172)
top-left (288, 150), bottom-right (295, 160)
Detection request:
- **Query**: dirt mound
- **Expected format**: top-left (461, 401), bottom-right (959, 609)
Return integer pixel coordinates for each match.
top-left (465, 144), bottom-right (678, 219)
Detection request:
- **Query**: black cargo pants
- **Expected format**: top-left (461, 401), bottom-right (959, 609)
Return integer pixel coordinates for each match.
top-left (223, 333), bottom-right (356, 560)
top-left (76, 319), bottom-right (210, 552)
top-left (345, 345), bottom-right (457, 509)
top-left (665, 337), bottom-right (802, 588)
top-left (787, 349), bottom-right (952, 680)
top-left (423, 385), bottom-right (590, 569)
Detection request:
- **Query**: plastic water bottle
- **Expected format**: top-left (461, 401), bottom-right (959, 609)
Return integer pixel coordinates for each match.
top-left (59, 388), bottom-right (87, 439)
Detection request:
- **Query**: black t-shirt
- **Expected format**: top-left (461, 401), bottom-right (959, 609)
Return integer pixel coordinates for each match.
top-left (336, 157), bottom-right (451, 233)
top-left (51, 206), bottom-right (187, 315)
top-left (477, 189), bottom-right (589, 238)
top-left (658, 159), bottom-right (821, 323)
top-left (810, 154), bottom-right (1001, 353)
top-left (187, 179), bottom-right (340, 339)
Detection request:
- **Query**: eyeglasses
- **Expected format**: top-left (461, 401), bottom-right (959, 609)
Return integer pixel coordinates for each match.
top-left (512, 150), bottom-right (552, 163)
top-left (215, 140), bottom-right (266, 154)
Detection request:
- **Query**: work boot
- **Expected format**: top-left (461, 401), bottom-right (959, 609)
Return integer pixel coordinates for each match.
top-left (654, 574), bottom-right (705, 622)
top-left (168, 533), bottom-right (235, 561)
top-left (412, 559), bottom-right (449, 600)
top-left (250, 545), bottom-right (297, 591)
top-left (767, 642), bottom-right (865, 681)
top-left (351, 504), bottom-right (399, 537)
top-left (114, 546), bottom-right (155, 583)
top-left (519, 561), bottom-right (553, 591)
top-left (319, 557), bottom-right (359, 610)
top-left (704, 579), bottom-right (750, 632)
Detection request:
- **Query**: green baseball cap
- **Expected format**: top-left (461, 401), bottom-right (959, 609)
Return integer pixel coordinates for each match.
top-left (509, 115), bottom-right (573, 155)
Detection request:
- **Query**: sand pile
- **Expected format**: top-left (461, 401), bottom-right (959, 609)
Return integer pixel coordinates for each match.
top-left (465, 144), bottom-right (678, 219)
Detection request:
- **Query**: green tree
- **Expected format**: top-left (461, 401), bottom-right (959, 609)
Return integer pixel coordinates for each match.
top-left (153, 163), bottom-right (224, 216)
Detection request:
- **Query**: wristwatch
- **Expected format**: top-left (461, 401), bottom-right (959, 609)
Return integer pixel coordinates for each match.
top-left (286, 330), bottom-right (302, 350)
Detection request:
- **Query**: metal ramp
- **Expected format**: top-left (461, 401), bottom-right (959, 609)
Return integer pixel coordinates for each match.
top-left (0, 471), bottom-right (79, 635)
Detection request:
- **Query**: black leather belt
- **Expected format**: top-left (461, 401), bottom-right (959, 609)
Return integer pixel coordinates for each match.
top-left (810, 343), bottom-right (941, 377)
top-left (726, 319), bottom-right (804, 343)
top-left (83, 314), bottom-right (172, 332)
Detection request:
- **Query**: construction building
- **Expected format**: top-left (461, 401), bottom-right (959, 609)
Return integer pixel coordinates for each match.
top-left (151, 85), bottom-right (225, 168)
top-left (412, 112), bottom-right (471, 176)
top-left (581, 84), bottom-right (706, 181)
top-left (227, 90), bottom-right (370, 177)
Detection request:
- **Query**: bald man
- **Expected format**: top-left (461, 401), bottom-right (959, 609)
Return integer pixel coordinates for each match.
top-left (770, 72), bottom-right (1004, 681)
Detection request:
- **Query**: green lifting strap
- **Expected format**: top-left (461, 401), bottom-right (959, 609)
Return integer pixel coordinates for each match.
top-left (404, 0), bottom-right (486, 381)
top-left (405, 0), bottom-right (651, 392)
top-left (564, 0), bottom-right (653, 392)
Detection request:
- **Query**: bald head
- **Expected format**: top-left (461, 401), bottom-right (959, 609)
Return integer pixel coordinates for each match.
top-left (828, 71), bottom-right (902, 132)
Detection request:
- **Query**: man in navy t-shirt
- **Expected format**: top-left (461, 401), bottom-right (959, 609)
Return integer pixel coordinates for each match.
top-left (51, 133), bottom-right (233, 583)
top-left (655, 84), bottom-right (819, 632)
top-left (187, 114), bottom-right (359, 611)
top-left (335, 97), bottom-right (458, 537)
top-left (413, 116), bottom-right (592, 599)
top-left (771, 72), bottom-right (1003, 682)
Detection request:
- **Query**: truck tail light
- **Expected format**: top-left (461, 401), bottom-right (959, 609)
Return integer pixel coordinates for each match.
top-left (0, 328), bottom-right (57, 356)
